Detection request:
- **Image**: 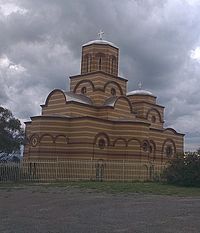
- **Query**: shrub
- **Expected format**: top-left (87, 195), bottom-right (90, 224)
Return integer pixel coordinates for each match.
top-left (162, 152), bottom-right (200, 187)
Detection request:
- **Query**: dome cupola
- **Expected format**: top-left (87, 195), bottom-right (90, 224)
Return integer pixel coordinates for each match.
top-left (81, 31), bottom-right (119, 77)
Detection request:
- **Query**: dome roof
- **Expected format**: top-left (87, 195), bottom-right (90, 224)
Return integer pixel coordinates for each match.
top-left (82, 39), bottom-right (118, 48)
top-left (127, 89), bottom-right (154, 96)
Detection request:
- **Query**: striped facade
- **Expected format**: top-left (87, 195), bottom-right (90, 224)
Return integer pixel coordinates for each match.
top-left (24, 38), bottom-right (184, 163)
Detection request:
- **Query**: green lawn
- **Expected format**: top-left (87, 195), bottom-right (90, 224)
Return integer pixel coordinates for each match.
top-left (62, 181), bottom-right (200, 196)
top-left (1, 181), bottom-right (199, 197)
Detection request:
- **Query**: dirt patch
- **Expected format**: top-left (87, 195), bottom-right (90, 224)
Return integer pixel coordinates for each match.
top-left (0, 185), bottom-right (200, 233)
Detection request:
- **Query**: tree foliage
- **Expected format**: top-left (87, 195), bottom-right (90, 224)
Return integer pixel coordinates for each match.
top-left (163, 152), bottom-right (200, 187)
top-left (0, 106), bottom-right (24, 155)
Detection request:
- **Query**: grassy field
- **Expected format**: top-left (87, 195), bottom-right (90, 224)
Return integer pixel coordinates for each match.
top-left (1, 181), bottom-right (200, 196)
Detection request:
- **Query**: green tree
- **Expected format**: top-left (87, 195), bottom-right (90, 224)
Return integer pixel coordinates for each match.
top-left (0, 106), bottom-right (24, 155)
top-left (163, 152), bottom-right (200, 187)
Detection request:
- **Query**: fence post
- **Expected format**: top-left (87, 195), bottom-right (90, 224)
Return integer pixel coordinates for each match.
top-left (56, 157), bottom-right (58, 181)
top-left (123, 159), bottom-right (125, 182)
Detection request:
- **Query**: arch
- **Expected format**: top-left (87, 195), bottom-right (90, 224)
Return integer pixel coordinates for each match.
top-left (164, 128), bottom-right (178, 134)
top-left (93, 132), bottom-right (110, 146)
top-left (161, 138), bottom-right (176, 156)
top-left (73, 79), bottom-right (95, 93)
top-left (113, 137), bottom-right (127, 147)
top-left (149, 139), bottom-right (156, 152)
top-left (95, 52), bottom-right (106, 58)
top-left (127, 138), bottom-right (141, 157)
top-left (146, 108), bottom-right (162, 123)
top-left (142, 140), bottom-right (150, 152)
top-left (104, 81), bottom-right (123, 95)
top-left (127, 138), bottom-right (141, 147)
top-left (44, 89), bottom-right (66, 107)
top-left (114, 96), bottom-right (133, 112)
top-left (29, 133), bottom-right (40, 147)
top-left (95, 53), bottom-right (105, 71)
top-left (39, 134), bottom-right (55, 143)
top-left (84, 54), bottom-right (92, 73)
top-left (149, 139), bottom-right (156, 159)
top-left (55, 134), bottom-right (69, 144)
top-left (99, 57), bottom-right (102, 70)
top-left (109, 55), bottom-right (117, 74)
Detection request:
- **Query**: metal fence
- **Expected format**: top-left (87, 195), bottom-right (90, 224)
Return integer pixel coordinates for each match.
top-left (0, 159), bottom-right (167, 183)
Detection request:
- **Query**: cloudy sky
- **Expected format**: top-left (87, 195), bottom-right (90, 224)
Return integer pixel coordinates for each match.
top-left (1, 0), bottom-right (200, 151)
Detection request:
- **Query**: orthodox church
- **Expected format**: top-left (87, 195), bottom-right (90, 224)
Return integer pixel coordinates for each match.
top-left (24, 33), bottom-right (184, 162)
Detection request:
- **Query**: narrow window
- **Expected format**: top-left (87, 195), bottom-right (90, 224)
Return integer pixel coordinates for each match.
top-left (98, 139), bottom-right (105, 149)
top-left (86, 56), bottom-right (89, 73)
top-left (111, 88), bottom-right (116, 96)
top-left (111, 57), bottom-right (116, 74)
top-left (81, 87), bottom-right (87, 94)
top-left (99, 57), bottom-right (102, 70)
top-left (89, 55), bottom-right (92, 72)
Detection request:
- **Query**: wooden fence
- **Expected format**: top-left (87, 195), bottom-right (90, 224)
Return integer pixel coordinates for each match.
top-left (0, 159), bottom-right (167, 183)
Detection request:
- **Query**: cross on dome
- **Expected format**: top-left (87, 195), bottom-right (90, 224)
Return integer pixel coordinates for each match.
top-left (98, 30), bottom-right (104, 40)
top-left (138, 81), bottom-right (142, 89)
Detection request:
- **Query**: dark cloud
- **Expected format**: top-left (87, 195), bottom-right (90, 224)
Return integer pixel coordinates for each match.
top-left (1, 0), bottom-right (200, 150)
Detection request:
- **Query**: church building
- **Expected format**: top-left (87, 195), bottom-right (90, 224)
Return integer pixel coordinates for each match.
top-left (24, 33), bottom-right (184, 163)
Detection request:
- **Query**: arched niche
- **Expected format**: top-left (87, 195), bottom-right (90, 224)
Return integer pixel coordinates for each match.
top-left (112, 138), bottom-right (127, 158)
top-left (40, 134), bottom-right (54, 144)
top-left (146, 108), bottom-right (162, 123)
top-left (162, 138), bottom-right (176, 158)
top-left (73, 79), bottom-right (95, 94)
top-left (113, 96), bottom-right (133, 114)
top-left (104, 81), bottom-right (123, 96)
top-left (127, 138), bottom-right (141, 157)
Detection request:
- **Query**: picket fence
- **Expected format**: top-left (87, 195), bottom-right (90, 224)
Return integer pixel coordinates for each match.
top-left (0, 159), bottom-right (167, 183)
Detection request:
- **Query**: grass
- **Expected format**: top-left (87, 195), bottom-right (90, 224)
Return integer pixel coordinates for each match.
top-left (62, 181), bottom-right (200, 196)
top-left (1, 181), bottom-right (200, 197)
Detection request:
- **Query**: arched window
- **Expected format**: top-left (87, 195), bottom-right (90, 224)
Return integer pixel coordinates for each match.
top-left (166, 146), bottom-right (173, 157)
top-left (81, 87), bottom-right (87, 94)
top-left (89, 55), bottom-right (92, 72)
top-left (98, 139), bottom-right (106, 149)
top-left (99, 57), bottom-right (102, 70)
top-left (142, 142), bottom-right (148, 152)
top-left (111, 88), bottom-right (116, 96)
top-left (151, 115), bottom-right (156, 123)
top-left (110, 57), bottom-right (116, 74)
top-left (86, 56), bottom-right (89, 73)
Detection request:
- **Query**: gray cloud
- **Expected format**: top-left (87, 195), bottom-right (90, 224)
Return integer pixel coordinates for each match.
top-left (1, 0), bottom-right (200, 150)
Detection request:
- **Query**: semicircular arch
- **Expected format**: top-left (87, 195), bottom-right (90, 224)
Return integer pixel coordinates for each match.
top-left (39, 134), bottom-right (55, 143)
top-left (113, 96), bottom-right (133, 113)
top-left (73, 79), bottom-right (95, 93)
top-left (55, 134), bottom-right (69, 144)
top-left (104, 81), bottom-right (123, 95)
top-left (44, 89), bottom-right (66, 107)
top-left (127, 137), bottom-right (141, 146)
top-left (94, 132), bottom-right (110, 146)
top-left (146, 108), bottom-right (162, 123)
top-left (113, 137), bottom-right (127, 147)
top-left (162, 138), bottom-right (176, 155)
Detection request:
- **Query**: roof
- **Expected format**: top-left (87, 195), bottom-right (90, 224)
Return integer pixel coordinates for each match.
top-left (103, 96), bottom-right (118, 107)
top-left (65, 92), bottom-right (93, 105)
top-left (127, 89), bottom-right (155, 97)
top-left (82, 39), bottom-right (118, 48)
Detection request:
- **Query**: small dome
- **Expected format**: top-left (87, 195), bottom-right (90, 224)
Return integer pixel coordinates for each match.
top-left (82, 39), bottom-right (118, 48)
top-left (127, 89), bottom-right (154, 96)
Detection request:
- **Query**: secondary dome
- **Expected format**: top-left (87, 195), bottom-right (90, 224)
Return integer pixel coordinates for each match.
top-left (127, 89), bottom-right (154, 96)
top-left (82, 39), bottom-right (118, 48)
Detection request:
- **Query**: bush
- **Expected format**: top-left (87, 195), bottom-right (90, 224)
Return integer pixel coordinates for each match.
top-left (162, 152), bottom-right (200, 187)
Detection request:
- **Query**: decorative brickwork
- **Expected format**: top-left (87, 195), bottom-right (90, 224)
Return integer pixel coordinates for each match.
top-left (24, 38), bottom-right (184, 163)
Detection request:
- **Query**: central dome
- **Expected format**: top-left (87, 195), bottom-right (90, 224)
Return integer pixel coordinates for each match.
top-left (127, 89), bottom-right (154, 96)
top-left (82, 39), bottom-right (118, 48)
